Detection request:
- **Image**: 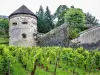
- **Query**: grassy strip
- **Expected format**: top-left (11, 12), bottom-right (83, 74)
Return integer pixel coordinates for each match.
top-left (0, 37), bottom-right (9, 43)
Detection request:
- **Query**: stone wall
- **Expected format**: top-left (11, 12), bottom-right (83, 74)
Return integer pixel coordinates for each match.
top-left (38, 23), bottom-right (68, 47)
top-left (79, 26), bottom-right (100, 44)
top-left (71, 26), bottom-right (100, 50)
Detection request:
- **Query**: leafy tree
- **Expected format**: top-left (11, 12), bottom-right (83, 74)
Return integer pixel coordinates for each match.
top-left (44, 6), bottom-right (54, 33)
top-left (54, 5), bottom-right (69, 27)
top-left (36, 5), bottom-right (45, 33)
top-left (65, 8), bottom-right (86, 39)
top-left (65, 8), bottom-right (86, 27)
top-left (85, 12), bottom-right (99, 26)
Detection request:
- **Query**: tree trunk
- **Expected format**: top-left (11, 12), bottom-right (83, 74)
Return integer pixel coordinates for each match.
top-left (54, 52), bottom-right (60, 75)
top-left (31, 59), bottom-right (38, 75)
top-left (8, 60), bottom-right (10, 75)
top-left (54, 59), bottom-right (58, 75)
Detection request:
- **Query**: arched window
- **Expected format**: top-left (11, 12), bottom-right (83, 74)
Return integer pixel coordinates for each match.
top-left (22, 33), bottom-right (27, 38)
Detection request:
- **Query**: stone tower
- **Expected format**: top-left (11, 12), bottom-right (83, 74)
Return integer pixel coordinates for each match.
top-left (9, 5), bottom-right (37, 47)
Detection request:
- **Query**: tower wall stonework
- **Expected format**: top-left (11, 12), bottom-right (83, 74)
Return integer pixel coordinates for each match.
top-left (9, 14), bottom-right (37, 47)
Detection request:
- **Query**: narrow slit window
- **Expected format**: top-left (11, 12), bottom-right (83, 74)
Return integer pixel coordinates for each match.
top-left (22, 22), bottom-right (28, 24)
top-left (12, 22), bottom-right (17, 25)
top-left (22, 33), bottom-right (27, 38)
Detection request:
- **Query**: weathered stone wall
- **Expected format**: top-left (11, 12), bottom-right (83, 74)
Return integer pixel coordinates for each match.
top-left (79, 26), bottom-right (100, 44)
top-left (71, 26), bottom-right (100, 50)
top-left (9, 14), bottom-right (37, 47)
top-left (38, 23), bottom-right (68, 47)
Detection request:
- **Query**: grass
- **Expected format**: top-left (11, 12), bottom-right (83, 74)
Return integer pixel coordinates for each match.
top-left (36, 67), bottom-right (52, 75)
top-left (0, 38), bottom-right (8, 43)
top-left (35, 67), bottom-right (68, 75)
top-left (35, 67), bottom-right (100, 75)
top-left (0, 65), bottom-right (100, 75)
top-left (35, 64), bottom-right (100, 75)
top-left (86, 70), bottom-right (100, 75)
top-left (0, 37), bottom-right (9, 45)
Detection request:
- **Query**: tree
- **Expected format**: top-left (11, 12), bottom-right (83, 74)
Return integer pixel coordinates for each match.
top-left (70, 5), bottom-right (75, 8)
top-left (36, 6), bottom-right (54, 33)
top-left (65, 8), bottom-right (86, 39)
top-left (44, 6), bottom-right (54, 33)
top-left (65, 8), bottom-right (86, 27)
top-left (0, 18), bottom-right (9, 35)
top-left (85, 12), bottom-right (99, 26)
top-left (36, 5), bottom-right (45, 33)
top-left (54, 5), bottom-right (69, 27)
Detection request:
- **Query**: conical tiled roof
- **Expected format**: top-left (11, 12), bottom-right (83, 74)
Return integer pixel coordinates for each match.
top-left (9, 5), bottom-right (37, 18)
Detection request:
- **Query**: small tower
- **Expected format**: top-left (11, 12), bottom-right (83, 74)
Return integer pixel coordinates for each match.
top-left (9, 5), bottom-right (37, 47)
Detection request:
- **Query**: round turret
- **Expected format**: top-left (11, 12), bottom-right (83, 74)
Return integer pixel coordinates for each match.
top-left (9, 5), bottom-right (37, 47)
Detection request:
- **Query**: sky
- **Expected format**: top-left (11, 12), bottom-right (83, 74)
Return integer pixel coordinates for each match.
top-left (0, 0), bottom-right (100, 22)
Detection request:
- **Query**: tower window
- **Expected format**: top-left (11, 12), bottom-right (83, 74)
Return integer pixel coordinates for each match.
top-left (34, 29), bottom-right (36, 32)
top-left (12, 22), bottom-right (17, 25)
top-left (22, 33), bottom-right (27, 38)
top-left (33, 33), bottom-right (37, 40)
top-left (33, 33), bottom-right (37, 36)
top-left (22, 22), bottom-right (28, 24)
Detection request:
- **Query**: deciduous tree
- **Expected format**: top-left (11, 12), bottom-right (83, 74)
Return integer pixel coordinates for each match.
top-left (65, 8), bottom-right (86, 39)
top-left (54, 5), bottom-right (68, 27)
top-left (85, 12), bottom-right (99, 26)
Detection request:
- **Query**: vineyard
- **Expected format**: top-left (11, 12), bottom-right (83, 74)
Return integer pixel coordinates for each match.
top-left (0, 45), bottom-right (100, 75)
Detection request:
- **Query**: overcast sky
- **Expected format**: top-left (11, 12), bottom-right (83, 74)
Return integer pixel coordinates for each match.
top-left (0, 0), bottom-right (100, 22)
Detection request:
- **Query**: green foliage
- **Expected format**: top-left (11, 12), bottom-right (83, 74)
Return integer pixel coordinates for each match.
top-left (65, 8), bottom-right (86, 39)
top-left (0, 18), bottom-right (8, 28)
top-left (54, 5), bottom-right (69, 27)
top-left (0, 45), bottom-right (100, 75)
top-left (36, 6), bottom-right (54, 33)
top-left (35, 67), bottom-right (52, 75)
top-left (68, 28), bottom-right (80, 39)
top-left (0, 37), bottom-right (9, 44)
top-left (11, 63), bottom-right (27, 75)
top-left (36, 5), bottom-right (45, 33)
top-left (85, 12), bottom-right (99, 26)
top-left (70, 5), bottom-right (75, 8)
top-left (0, 18), bottom-right (9, 35)
top-left (65, 8), bottom-right (86, 26)
top-left (44, 6), bottom-right (54, 33)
